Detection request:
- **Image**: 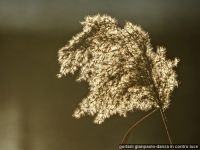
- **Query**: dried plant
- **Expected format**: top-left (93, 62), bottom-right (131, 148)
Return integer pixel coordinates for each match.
top-left (57, 14), bottom-right (179, 143)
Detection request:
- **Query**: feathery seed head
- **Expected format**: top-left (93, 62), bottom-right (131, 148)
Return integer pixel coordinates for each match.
top-left (58, 14), bottom-right (179, 124)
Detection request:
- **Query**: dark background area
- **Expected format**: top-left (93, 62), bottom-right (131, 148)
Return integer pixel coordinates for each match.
top-left (0, 0), bottom-right (200, 149)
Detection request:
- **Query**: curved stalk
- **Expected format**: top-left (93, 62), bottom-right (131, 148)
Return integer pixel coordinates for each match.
top-left (121, 108), bottom-right (158, 144)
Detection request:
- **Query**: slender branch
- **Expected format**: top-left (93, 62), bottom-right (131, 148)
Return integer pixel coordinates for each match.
top-left (159, 108), bottom-right (173, 144)
top-left (121, 108), bottom-right (158, 144)
top-left (138, 45), bottom-right (173, 144)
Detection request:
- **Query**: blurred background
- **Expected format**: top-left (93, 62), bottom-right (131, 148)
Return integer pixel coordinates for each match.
top-left (0, 0), bottom-right (200, 149)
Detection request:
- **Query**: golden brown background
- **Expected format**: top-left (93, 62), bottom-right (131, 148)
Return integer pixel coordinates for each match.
top-left (0, 0), bottom-right (199, 149)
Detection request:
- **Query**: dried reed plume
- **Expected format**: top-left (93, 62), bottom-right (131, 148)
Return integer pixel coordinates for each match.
top-left (57, 14), bottom-right (179, 143)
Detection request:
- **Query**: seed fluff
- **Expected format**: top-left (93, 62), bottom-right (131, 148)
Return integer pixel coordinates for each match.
top-left (57, 14), bottom-right (179, 124)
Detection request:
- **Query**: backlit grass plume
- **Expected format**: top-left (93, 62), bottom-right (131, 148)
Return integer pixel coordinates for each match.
top-left (57, 14), bottom-right (179, 126)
